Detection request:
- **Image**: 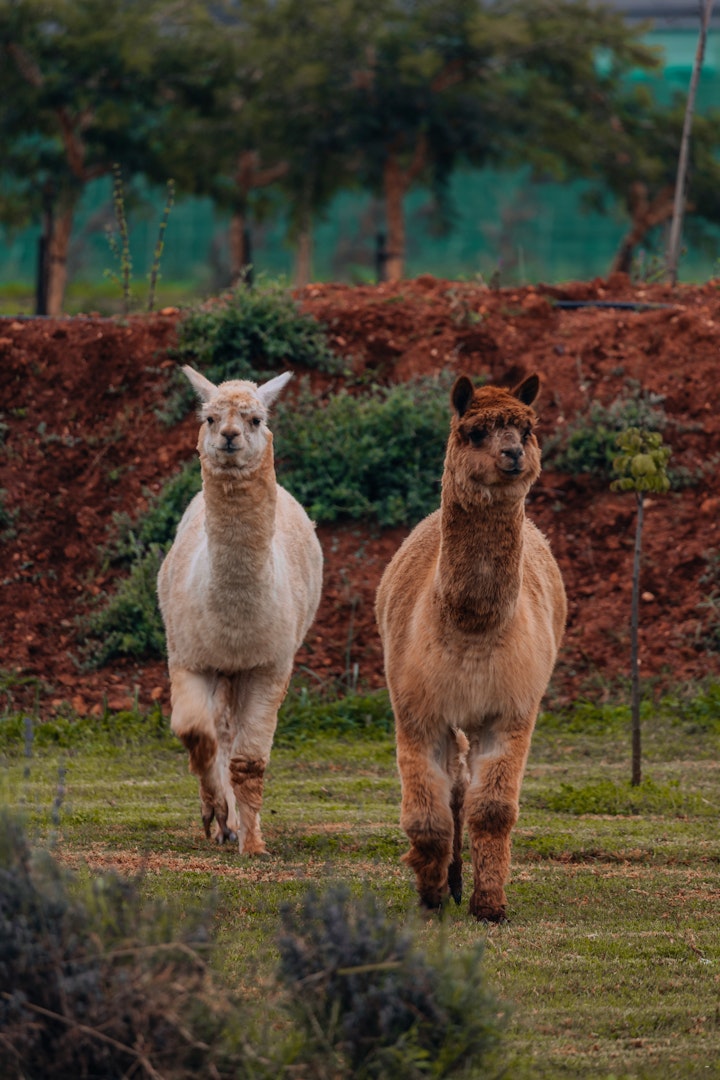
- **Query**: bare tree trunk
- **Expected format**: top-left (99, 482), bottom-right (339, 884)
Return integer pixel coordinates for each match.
top-left (630, 491), bottom-right (644, 787)
top-left (295, 226), bottom-right (313, 288)
top-left (229, 212), bottom-right (249, 287)
top-left (666, 0), bottom-right (715, 284)
top-left (611, 183), bottom-right (675, 275)
top-left (45, 202), bottom-right (74, 316)
top-left (35, 187), bottom-right (53, 315)
top-left (381, 136), bottom-right (428, 283)
top-left (383, 155), bottom-right (406, 283)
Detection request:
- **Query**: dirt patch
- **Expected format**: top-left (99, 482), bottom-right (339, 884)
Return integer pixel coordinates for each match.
top-left (1, 272), bottom-right (718, 717)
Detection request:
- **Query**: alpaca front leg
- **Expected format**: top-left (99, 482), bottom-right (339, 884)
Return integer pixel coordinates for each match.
top-left (169, 668), bottom-right (236, 845)
top-left (465, 727), bottom-right (532, 922)
top-left (228, 667), bottom-right (290, 856)
top-left (396, 728), bottom-right (455, 910)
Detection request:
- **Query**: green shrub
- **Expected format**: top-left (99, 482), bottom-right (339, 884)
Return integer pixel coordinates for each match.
top-left (544, 384), bottom-right (667, 478)
top-left (276, 885), bottom-right (504, 1079)
top-left (276, 373), bottom-right (456, 526)
top-left (81, 546), bottom-right (166, 666)
top-left (663, 681), bottom-right (720, 733)
top-left (163, 277), bottom-right (344, 424)
top-left (106, 461), bottom-right (201, 567)
top-left (277, 687), bottom-right (393, 745)
top-left (0, 704), bottom-right (175, 753)
top-left (537, 776), bottom-right (707, 816)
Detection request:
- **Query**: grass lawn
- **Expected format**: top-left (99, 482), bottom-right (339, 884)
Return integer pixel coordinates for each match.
top-left (2, 686), bottom-right (719, 1078)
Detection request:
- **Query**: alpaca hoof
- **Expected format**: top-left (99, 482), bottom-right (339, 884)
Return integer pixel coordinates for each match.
top-left (215, 827), bottom-right (238, 846)
top-left (448, 864), bottom-right (463, 906)
top-left (418, 887), bottom-right (451, 915)
top-left (470, 901), bottom-right (507, 924)
top-left (242, 840), bottom-right (269, 857)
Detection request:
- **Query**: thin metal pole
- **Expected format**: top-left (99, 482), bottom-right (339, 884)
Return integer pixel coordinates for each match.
top-left (631, 491), bottom-right (644, 786)
top-left (666, 0), bottom-right (715, 284)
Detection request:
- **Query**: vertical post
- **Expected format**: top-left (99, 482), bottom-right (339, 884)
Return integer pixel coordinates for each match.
top-left (35, 185), bottom-right (53, 315)
top-left (630, 490), bottom-right (644, 786)
top-left (375, 231), bottom-right (387, 283)
top-left (666, 0), bottom-right (715, 284)
top-left (243, 226), bottom-right (253, 287)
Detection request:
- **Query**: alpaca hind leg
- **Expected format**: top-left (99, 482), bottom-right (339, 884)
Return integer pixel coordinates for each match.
top-left (447, 729), bottom-right (469, 905)
top-left (169, 668), bottom-right (235, 844)
top-left (465, 728), bottom-right (531, 922)
top-left (228, 667), bottom-right (290, 855)
top-left (396, 728), bottom-right (454, 910)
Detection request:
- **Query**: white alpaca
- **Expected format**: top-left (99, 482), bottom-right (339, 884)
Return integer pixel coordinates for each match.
top-left (157, 366), bottom-right (323, 854)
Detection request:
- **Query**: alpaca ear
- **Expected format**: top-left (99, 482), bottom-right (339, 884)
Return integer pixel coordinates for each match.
top-left (257, 370), bottom-right (293, 409)
top-left (182, 365), bottom-right (218, 403)
top-left (451, 376), bottom-right (475, 418)
top-left (513, 374), bottom-right (540, 407)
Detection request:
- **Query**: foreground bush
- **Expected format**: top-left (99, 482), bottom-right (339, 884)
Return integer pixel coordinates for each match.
top-left (0, 812), bottom-right (242, 1079)
top-left (0, 816), bottom-right (505, 1079)
top-left (277, 885), bottom-right (505, 1079)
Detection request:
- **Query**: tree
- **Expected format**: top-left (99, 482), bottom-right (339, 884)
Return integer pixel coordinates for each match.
top-left (152, 0), bottom-right (373, 288)
top-left (580, 92), bottom-right (720, 276)
top-left (0, 0), bottom-right (207, 314)
top-left (338, 0), bottom-right (661, 281)
top-left (230, 0), bottom-right (381, 285)
top-left (611, 428), bottom-right (671, 787)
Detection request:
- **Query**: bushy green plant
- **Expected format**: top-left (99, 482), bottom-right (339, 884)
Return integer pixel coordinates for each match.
top-left (544, 384), bottom-right (668, 478)
top-left (277, 686), bottom-right (393, 746)
top-left (276, 373), bottom-right (456, 527)
top-left (163, 278), bottom-right (344, 425)
top-left (0, 704), bottom-right (175, 753)
top-left (667, 681), bottom-right (720, 732)
top-left (81, 546), bottom-right (166, 666)
top-left (276, 885), bottom-right (504, 1079)
top-left (538, 776), bottom-right (706, 817)
top-left (106, 461), bottom-right (201, 567)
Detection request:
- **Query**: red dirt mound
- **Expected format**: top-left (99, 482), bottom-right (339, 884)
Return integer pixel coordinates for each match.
top-left (1, 272), bottom-right (718, 717)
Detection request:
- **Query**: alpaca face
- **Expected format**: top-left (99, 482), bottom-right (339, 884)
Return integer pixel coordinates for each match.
top-left (197, 385), bottom-right (270, 473)
top-left (448, 376), bottom-right (542, 498)
top-left (181, 366), bottom-right (294, 475)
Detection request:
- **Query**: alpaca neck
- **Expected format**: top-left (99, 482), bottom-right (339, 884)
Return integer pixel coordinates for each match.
top-left (201, 444), bottom-right (277, 587)
top-left (435, 477), bottom-right (525, 633)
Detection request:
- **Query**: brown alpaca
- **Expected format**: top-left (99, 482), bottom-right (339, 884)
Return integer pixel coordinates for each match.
top-left (375, 374), bottom-right (566, 921)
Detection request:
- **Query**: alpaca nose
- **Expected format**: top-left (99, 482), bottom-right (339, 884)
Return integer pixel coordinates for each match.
top-left (502, 446), bottom-right (523, 465)
top-left (220, 424), bottom-right (241, 445)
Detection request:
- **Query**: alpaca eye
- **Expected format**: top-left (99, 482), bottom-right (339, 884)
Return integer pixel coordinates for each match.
top-left (251, 416), bottom-right (262, 427)
top-left (469, 428), bottom-right (487, 447)
top-left (521, 427), bottom-right (531, 443)
top-left (206, 416), bottom-right (214, 425)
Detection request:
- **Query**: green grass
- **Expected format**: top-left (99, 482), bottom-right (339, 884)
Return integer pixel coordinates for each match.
top-left (0, 279), bottom-right (206, 316)
top-left (2, 684), bottom-right (720, 1077)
